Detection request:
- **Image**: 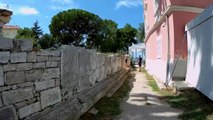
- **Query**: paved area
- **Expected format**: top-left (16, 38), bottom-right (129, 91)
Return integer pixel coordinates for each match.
top-left (118, 70), bottom-right (182, 120)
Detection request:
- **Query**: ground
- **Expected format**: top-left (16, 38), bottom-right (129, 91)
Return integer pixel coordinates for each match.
top-left (118, 70), bottom-right (181, 120)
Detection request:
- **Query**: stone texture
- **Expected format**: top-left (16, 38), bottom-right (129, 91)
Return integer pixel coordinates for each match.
top-left (5, 71), bottom-right (25, 85)
top-left (11, 85), bottom-right (17, 90)
top-left (20, 39), bottom-right (33, 51)
top-left (37, 56), bottom-right (48, 62)
top-left (16, 63), bottom-right (32, 71)
top-left (0, 66), bottom-right (4, 86)
top-left (16, 82), bottom-right (33, 88)
top-left (0, 52), bottom-right (10, 64)
top-left (25, 70), bottom-right (43, 81)
top-left (42, 68), bottom-right (60, 80)
top-left (0, 105), bottom-right (18, 120)
top-left (0, 86), bottom-right (11, 92)
top-left (48, 56), bottom-right (61, 61)
top-left (2, 88), bottom-right (34, 105)
top-left (32, 62), bottom-right (45, 69)
top-left (14, 101), bottom-right (27, 109)
top-left (38, 50), bottom-right (60, 56)
top-left (0, 37), bottom-right (13, 50)
top-left (40, 87), bottom-right (61, 109)
top-left (27, 52), bottom-right (37, 62)
top-left (18, 102), bottom-right (41, 119)
top-left (61, 46), bottom-right (78, 96)
top-left (35, 79), bottom-right (55, 91)
top-left (26, 99), bottom-right (83, 120)
top-left (11, 52), bottom-right (27, 63)
top-left (46, 61), bottom-right (57, 68)
top-left (3, 64), bottom-right (16, 72)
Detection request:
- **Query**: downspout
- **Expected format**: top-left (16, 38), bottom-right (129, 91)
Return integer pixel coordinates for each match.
top-left (165, 15), bottom-right (171, 87)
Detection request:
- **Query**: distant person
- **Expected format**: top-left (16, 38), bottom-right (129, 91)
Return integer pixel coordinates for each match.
top-left (138, 55), bottom-right (142, 68)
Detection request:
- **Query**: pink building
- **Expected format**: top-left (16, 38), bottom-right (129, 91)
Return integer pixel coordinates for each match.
top-left (144, 0), bottom-right (213, 85)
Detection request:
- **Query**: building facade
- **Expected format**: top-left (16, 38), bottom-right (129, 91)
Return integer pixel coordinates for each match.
top-left (3, 25), bottom-right (19, 39)
top-left (143, 0), bottom-right (212, 85)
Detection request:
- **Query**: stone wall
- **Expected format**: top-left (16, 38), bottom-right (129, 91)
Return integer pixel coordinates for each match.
top-left (0, 37), bottom-right (127, 120)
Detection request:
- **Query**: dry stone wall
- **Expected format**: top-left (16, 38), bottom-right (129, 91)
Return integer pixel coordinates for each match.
top-left (0, 37), bottom-right (127, 120)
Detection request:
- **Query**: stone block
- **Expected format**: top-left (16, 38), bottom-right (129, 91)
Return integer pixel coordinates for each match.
top-left (26, 99), bottom-right (83, 120)
top-left (0, 52), bottom-right (10, 64)
top-left (40, 87), bottom-right (61, 109)
top-left (18, 102), bottom-right (41, 119)
top-left (14, 101), bottom-right (27, 109)
top-left (11, 85), bottom-right (17, 89)
top-left (11, 52), bottom-right (27, 63)
top-left (0, 105), bottom-right (18, 120)
top-left (0, 86), bottom-right (11, 92)
top-left (27, 52), bottom-right (37, 62)
top-left (16, 63), bottom-right (32, 71)
top-left (38, 50), bottom-right (60, 56)
top-left (6, 71), bottom-right (25, 85)
top-left (0, 66), bottom-right (4, 86)
top-left (3, 64), bottom-right (16, 72)
top-left (25, 70), bottom-right (43, 81)
top-left (0, 98), bottom-right (2, 107)
top-left (37, 56), bottom-right (48, 62)
top-left (16, 82), bottom-right (33, 88)
top-left (48, 56), bottom-right (61, 61)
top-left (61, 46), bottom-right (78, 96)
top-left (35, 79), bottom-right (55, 91)
top-left (42, 68), bottom-right (60, 79)
top-left (32, 62), bottom-right (45, 69)
top-left (20, 39), bottom-right (33, 51)
top-left (55, 79), bottom-right (60, 86)
top-left (0, 37), bottom-right (13, 50)
top-left (2, 88), bottom-right (34, 105)
top-left (46, 61), bottom-right (57, 68)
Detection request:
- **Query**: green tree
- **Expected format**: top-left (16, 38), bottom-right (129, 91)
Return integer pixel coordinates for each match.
top-left (32, 20), bottom-right (43, 40)
top-left (49, 9), bottom-right (103, 46)
top-left (137, 23), bottom-right (145, 42)
top-left (39, 34), bottom-right (58, 49)
top-left (99, 19), bottom-right (118, 52)
top-left (117, 24), bottom-right (137, 51)
top-left (16, 27), bottom-right (34, 39)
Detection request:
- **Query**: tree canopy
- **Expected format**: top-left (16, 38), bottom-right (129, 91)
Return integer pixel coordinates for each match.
top-left (117, 24), bottom-right (138, 51)
top-left (49, 9), bottom-right (103, 46)
top-left (16, 9), bottom-right (139, 52)
top-left (137, 23), bottom-right (145, 42)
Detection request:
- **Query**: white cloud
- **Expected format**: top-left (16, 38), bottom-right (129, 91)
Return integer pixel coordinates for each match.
top-left (18, 6), bottom-right (39, 15)
top-left (116, 0), bottom-right (142, 9)
top-left (52, 0), bottom-right (73, 5)
top-left (50, 0), bottom-right (77, 10)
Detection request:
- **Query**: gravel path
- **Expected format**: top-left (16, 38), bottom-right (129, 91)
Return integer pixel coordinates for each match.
top-left (118, 70), bottom-right (182, 120)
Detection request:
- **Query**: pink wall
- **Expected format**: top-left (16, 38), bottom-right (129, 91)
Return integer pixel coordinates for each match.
top-left (173, 11), bottom-right (198, 59)
top-left (167, 0), bottom-right (213, 8)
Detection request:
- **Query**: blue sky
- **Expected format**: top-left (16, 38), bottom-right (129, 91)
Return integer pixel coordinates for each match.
top-left (0, 0), bottom-right (144, 33)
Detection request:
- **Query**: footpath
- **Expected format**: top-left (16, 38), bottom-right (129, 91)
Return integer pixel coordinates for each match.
top-left (118, 70), bottom-right (182, 120)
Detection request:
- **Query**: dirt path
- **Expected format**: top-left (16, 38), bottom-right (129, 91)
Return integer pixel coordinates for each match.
top-left (118, 70), bottom-right (182, 120)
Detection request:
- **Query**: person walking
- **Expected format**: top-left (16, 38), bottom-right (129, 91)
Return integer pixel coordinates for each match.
top-left (138, 55), bottom-right (142, 68)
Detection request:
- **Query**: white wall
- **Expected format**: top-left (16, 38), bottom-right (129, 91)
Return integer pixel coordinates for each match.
top-left (185, 5), bottom-right (213, 100)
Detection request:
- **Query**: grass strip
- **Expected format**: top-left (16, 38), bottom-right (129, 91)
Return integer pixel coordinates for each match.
top-left (79, 75), bottom-right (132, 120)
top-left (141, 68), bottom-right (213, 120)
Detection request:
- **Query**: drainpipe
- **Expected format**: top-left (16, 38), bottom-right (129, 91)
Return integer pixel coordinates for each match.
top-left (165, 15), bottom-right (171, 87)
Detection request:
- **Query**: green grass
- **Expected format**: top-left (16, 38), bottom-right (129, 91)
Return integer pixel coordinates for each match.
top-left (79, 75), bottom-right (132, 120)
top-left (141, 68), bottom-right (159, 92)
top-left (141, 68), bottom-right (213, 120)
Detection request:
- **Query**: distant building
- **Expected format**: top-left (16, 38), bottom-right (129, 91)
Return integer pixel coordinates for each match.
top-left (129, 43), bottom-right (145, 64)
top-left (143, 0), bottom-right (212, 85)
top-left (3, 25), bottom-right (19, 39)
